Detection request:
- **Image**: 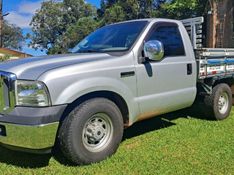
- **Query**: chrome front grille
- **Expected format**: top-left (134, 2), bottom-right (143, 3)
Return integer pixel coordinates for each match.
top-left (0, 71), bottom-right (16, 114)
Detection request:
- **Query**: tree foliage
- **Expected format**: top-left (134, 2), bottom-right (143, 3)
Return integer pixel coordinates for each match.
top-left (29, 0), bottom-right (97, 54)
top-left (50, 17), bottom-right (98, 54)
top-left (100, 0), bottom-right (167, 22)
top-left (29, 0), bottom-right (209, 54)
top-left (102, 3), bottom-right (125, 24)
top-left (3, 21), bottom-right (24, 50)
top-left (159, 0), bottom-right (208, 19)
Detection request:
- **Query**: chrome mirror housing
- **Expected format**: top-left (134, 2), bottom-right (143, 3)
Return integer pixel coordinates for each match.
top-left (144, 40), bottom-right (164, 61)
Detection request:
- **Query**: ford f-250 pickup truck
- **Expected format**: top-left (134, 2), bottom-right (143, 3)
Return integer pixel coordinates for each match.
top-left (0, 17), bottom-right (233, 165)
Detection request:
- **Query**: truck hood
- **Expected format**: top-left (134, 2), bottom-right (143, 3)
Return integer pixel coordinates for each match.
top-left (0, 53), bottom-right (114, 80)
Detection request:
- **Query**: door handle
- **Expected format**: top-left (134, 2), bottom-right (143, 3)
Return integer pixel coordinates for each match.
top-left (120, 71), bottom-right (135, 78)
top-left (187, 63), bottom-right (192, 75)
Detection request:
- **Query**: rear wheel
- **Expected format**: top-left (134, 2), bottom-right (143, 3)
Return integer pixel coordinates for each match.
top-left (58, 98), bottom-right (123, 165)
top-left (204, 83), bottom-right (232, 120)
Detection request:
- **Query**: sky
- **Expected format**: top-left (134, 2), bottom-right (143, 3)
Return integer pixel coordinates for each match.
top-left (3, 0), bottom-right (100, 56)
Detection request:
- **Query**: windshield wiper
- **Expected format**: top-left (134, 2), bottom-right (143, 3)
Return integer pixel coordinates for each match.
top-left (76, 49), bottom-right (103, 53)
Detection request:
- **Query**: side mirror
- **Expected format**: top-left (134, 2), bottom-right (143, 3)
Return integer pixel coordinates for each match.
top-left (144, 40), bottom-right (164, 61)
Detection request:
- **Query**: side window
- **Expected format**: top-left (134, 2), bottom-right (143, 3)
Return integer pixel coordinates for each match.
top-left (146, 24), bottom-right (185, 57)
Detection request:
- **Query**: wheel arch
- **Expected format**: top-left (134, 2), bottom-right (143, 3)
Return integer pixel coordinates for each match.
top-left (60, 91), bottom-right (130, 126)
top-left (213, 78), bottom-right (234, 87)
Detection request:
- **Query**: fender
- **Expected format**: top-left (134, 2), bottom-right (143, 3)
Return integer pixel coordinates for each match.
top-left (45, 76), bottom-right (140, 125)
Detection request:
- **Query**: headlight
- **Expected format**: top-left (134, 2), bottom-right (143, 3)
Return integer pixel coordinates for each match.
top-left (16, 80), bottom-right (51, 107)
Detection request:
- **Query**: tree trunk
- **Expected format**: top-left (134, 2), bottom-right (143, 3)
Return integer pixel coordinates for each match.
top-left (206, 0), bottom-right (234, 48)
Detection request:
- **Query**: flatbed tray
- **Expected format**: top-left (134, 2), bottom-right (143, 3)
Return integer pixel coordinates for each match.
top-left (196, 48), bottom-right (234, 79)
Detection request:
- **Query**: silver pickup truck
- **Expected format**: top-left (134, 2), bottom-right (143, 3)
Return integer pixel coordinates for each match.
top-left (0, 17), bottom-right (234, 165)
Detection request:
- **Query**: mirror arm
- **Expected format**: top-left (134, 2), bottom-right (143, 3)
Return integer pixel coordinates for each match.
top-left (139, 56), bottom-right (147, 64)
top-left (138, 49), bottom-right (148, 64)
top-left (139, 56), bottom-right (152, 64)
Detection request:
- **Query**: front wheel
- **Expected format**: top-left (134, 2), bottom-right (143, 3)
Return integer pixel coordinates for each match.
top-left (58, 98), bottom-right (124, 165)
top-left (204, 83), bottom-right (232, 120)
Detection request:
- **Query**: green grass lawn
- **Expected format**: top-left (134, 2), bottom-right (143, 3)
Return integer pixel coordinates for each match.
top-left (0, 108), bottom-right (233, 175)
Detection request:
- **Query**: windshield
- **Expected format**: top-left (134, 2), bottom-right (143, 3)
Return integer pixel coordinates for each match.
top-left (71, 21), bottom-right (148, 53)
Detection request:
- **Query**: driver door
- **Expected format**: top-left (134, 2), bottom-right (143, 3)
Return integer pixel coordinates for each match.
top-left (135, 22), bottom-right (197, 119)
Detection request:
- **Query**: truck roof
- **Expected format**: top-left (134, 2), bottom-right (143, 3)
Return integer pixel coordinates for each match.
top-left (110, 18), bottom-right (182, 25)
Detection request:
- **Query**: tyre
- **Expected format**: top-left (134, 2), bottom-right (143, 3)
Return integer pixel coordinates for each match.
top-left (204, 83), bottom-right (232, 120)
top-left (58, 98), bottom-right (124, 165)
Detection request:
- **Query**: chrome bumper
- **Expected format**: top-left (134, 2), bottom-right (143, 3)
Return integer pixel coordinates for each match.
top-left (0, 122), bottom-right (59, 150)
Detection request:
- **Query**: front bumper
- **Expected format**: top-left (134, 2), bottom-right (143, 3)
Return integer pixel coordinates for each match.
top-left (0, 105), bottom-right (67, 151)
top-left (0, 122), bottom-right (59, 150)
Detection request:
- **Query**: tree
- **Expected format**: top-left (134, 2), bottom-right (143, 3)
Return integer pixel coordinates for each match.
top-left (158, 0), bottom-right (208, 19)
top-left (101, 0), bottom-right (207, 20)
top-left (63, 0), bottom-right (96, 24)
top-left (29, 1), bottom-right (65, 53)
top-left (102, 3), bottom-right (126, 24)
top-left (100, 0), bottom-right (167, 23)
top-left (50, 17), bottom-right (98, 54)
top-left (30, 0), bottom-right (217, 55)
top-left (119, 0), bottom-right (140, 19)
top-left (2, 20), bottom-right (24, 50)
top-left (29, 0), bottom-right (97, 54)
